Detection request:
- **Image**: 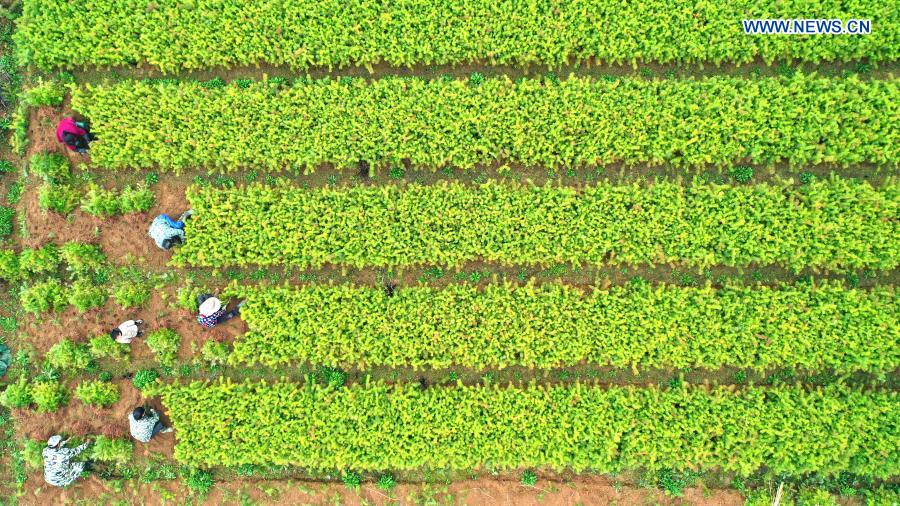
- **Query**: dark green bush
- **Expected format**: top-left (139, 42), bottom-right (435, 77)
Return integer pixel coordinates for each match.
top-left (0, 206), bottom-right (14, 237)
top-left (132, 369), bottom-right (159, 390)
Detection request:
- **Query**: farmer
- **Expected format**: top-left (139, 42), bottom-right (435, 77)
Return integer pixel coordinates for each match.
top-left (128, 406), bottom-right (173, 443)
top-left (42, 435), bottom-right (90, 487)
top-left (148, 210), bottom-right (193, 250)
top-left (109, 319), bottom-right (144, 344)
top-left (56, 117), bottom-right (94, 154)
top-left (196, 294), bottom-right (244, 329)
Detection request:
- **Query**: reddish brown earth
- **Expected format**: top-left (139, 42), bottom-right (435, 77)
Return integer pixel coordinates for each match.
top-left (20, 474), bottom-right (745, 506)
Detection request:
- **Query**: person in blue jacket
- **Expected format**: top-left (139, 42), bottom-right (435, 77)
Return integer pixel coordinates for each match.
top-left (148, 210), bottom-right (193, 250)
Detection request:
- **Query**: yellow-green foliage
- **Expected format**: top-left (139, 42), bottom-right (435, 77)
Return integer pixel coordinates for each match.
top-left (233, 282), bottom-right (899, 371)
top-left (16, 0), bottom-right (900, 70)
top-left (158, 381), bottom-right (898, 477)
top-left (71, 75), bottom-right (898, 172)
top-left (176, 179), bottom-right (898, 272)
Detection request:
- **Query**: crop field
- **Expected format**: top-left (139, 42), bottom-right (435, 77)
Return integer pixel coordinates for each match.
top-left (0, 1), bottom-right (897, 505)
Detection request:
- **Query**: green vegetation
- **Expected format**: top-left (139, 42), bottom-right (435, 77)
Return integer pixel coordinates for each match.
top-left (17, 0), bottom-right (899, 70)
top-left (146, 329), bottom-right (181, 367)
top-left (75, 380), bottom-right (120, 407)
top-left (234, 283), bottom-right (898, 371)
top-left (72, 75), bottom-right (898, 172)
top-left (0, 378), bottom-right (32, 409)
top-left (156, 380), bottom-right (897, 476)
top-left (89, 335), bottom-right (129, 361)
top-left (46, 339), bottom-right (93, 372)
top-left (177, 179), bottom-right (897, 272)
top-left (89, 436), bottom-right (133, 465)
top-left (67, 279), bottom-right (108, 312)
top-left (30, 381), bottom-right (68, 412)
top-left (29, 152), bottom-right (70, 183)
top-left (20, 280), bottom-right (67, 314)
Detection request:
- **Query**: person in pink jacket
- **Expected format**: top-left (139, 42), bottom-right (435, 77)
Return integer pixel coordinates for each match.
top-left (55, 117), bottom-right (94, 153)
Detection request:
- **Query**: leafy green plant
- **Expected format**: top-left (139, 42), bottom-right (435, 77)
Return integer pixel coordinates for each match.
top-left (132, 369), bottom-right (159, 390)
top-left (0, 378), bottom-right (33, 409)
top-left (201, 340), bottom-right (229, 365)
top-left (67, 279), bottom-right (108, 312)
top-left (656, 468), bottom-right (701, 497)
top-left (21, 280), bottom-right (67, 314)
top-left (376, 474), bottom-right (396, 491)
top-left (31, 381), bottom-right (69, 412)
top-left (146, 329), bottom-right (181, 367)
top-left (89, 335), bottom-right (129, 360)
top-left (46, 339), bottom-right (93, 371)
top-left (22, 79), bottom-right (65, 106)
top-left (0, 160), bottom-right (15, 173)
top-left (75, 380), bottom-right (120, 407)
top-left (6, 180), bottom-right (23, 205)
top-left (141, 461), bottom-right (178, 482)
top-left (729, 165), bottom-right (754, 183)
top-left (520, 470), bottom-right (537, 487)
top-left (184, 468), bottom-right (214, 495)
top-left (38, 183), bottom-right (80, 215)
top-left (30, 152), bottom-right (70, 183)
top-left (89, 436), bottom-right (133, 465)
top-left (0, 206), bottom-right (14, 237)
top-left (22, 439), bottom-right (45, 470)
top-left (0, 249), bottom-right (21, 282)
top-left (113, 284), bottom-right (150, 311)
top-left (118, 185), bottom-right (155, 213)
top-left (81, 184), bottom-right (120, 217)
top-left (341, 472), bottom-right (361, 490)
top-left (19, 244), bottom-right (60, 275)
top-left (60, 242), bottom-right (106, 275)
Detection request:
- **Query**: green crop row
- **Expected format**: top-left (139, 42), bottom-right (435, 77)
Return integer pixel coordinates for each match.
top-left (174, 178), bottom-right (898, 272)
top-left (71, 74), bottom-right (899, 171)
top-left (154, 380), bottom-right (897, 476)
top-left (232, 282), bottom-right (898, 372)
top-left (16, 0), bottom-right (900, 70)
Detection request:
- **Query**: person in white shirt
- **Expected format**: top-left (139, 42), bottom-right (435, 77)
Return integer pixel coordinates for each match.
top-left (110, 319), bottom-right (144, 344)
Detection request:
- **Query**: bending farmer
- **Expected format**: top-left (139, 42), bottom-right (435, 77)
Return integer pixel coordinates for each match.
top-left (148, 210), bottom-right (193, 250)
top-left (110, 319), bottom-right (144, 344)
top-left (197, 294), bottom-right (244, 329)
top-left (129, 406), bottom-right (173, 443)
top-left (43, 435), bottom-right (90, 487)
top-left (56, 117), bottom-right (94, 154)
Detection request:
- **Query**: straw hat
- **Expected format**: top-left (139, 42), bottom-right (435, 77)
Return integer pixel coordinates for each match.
top-left (199, 297), bottom-right (222, 316)
top-left (47, 435), bottom-right (63, 447)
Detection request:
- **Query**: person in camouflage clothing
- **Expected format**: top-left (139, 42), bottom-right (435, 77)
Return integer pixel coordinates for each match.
top-left (42, 435), bottom-right (90, 487)
top-left (129, 406), bottom-right (173, 443)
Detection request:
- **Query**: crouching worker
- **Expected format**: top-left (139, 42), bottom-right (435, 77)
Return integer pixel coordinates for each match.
top-left (110, 319), bottom-right (144, 344)
top-left (129, 406), bottom-right (173, 443)
top-left (148, 210), bottom-right (193, 250)
top-left (196, 294), bottom-right (244, 329)
top-left (56, 117), bottom-right (94, 154)
top-left (43, 435), bottom-right (90, 487)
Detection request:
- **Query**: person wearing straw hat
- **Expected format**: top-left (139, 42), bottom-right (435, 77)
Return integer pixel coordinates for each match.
top-left (196, 294), bottom-right (244, 329)
top-left (42, 435), bottom-right (90, 487)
